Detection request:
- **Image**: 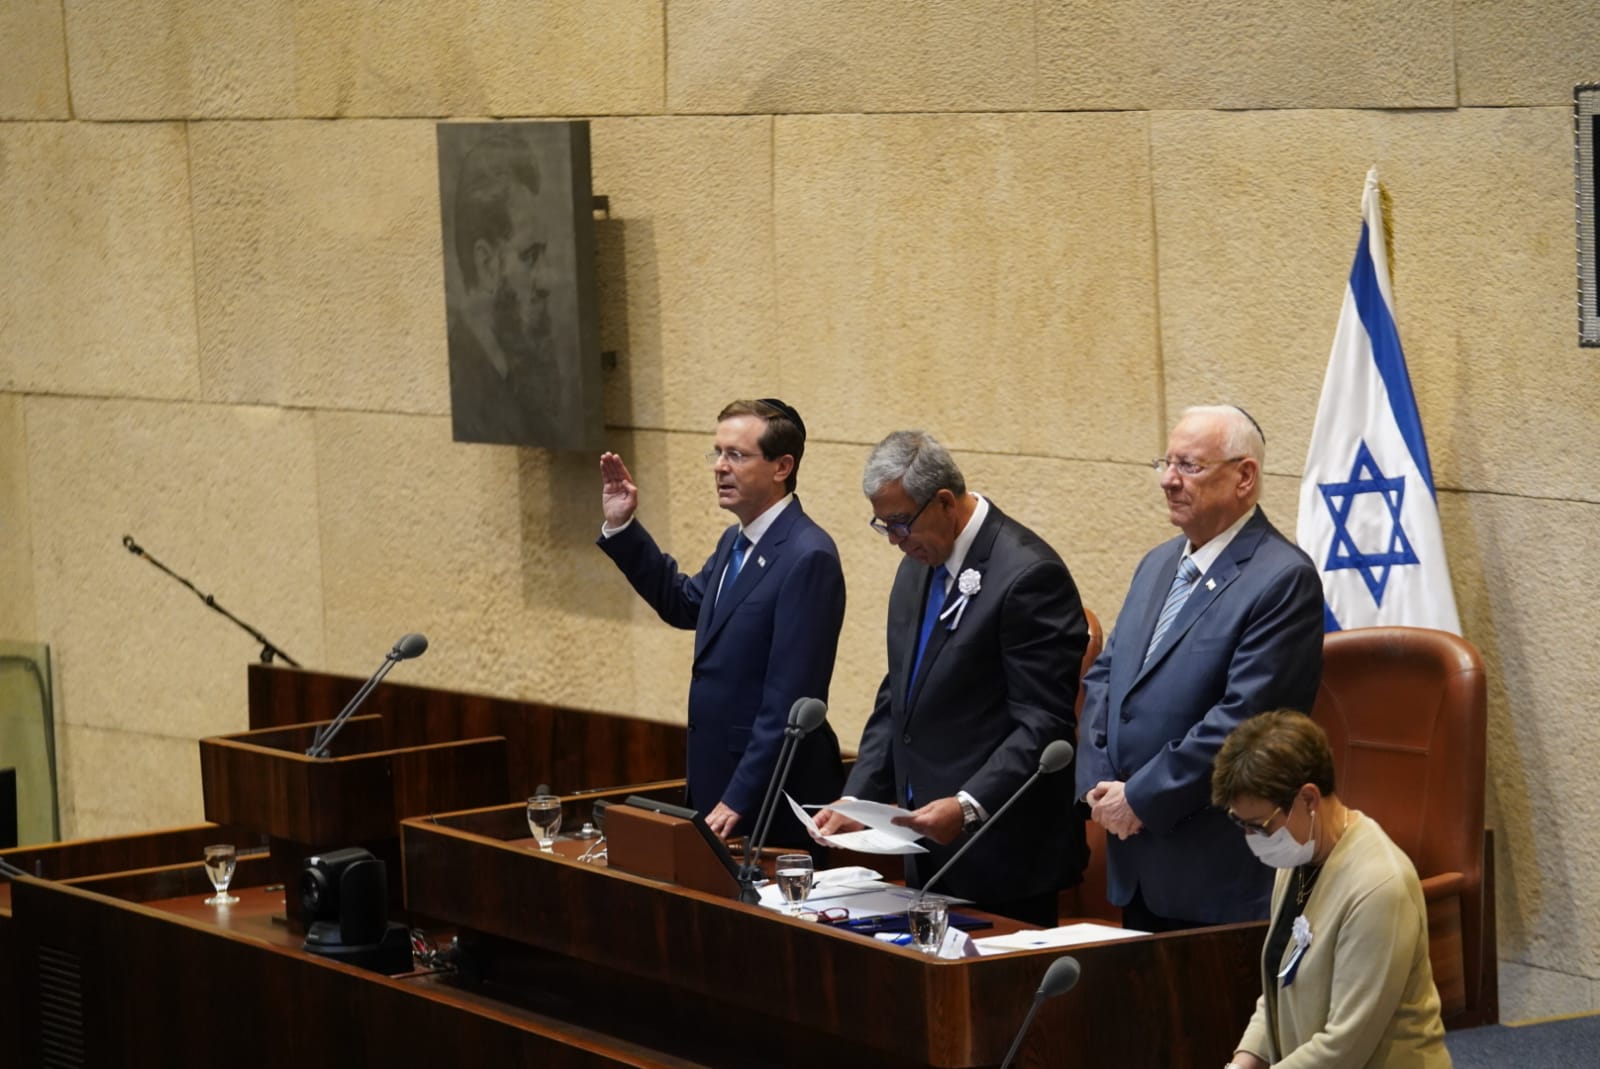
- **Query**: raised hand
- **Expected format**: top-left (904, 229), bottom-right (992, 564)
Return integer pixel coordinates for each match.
top-left (599, 452), bottom-right (639, 528)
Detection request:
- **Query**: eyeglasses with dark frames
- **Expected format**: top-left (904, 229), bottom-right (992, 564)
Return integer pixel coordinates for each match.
top-left (868, 495), bottom-right (936, 539)
top-left (1225, 805), bottom-right (1283, 837)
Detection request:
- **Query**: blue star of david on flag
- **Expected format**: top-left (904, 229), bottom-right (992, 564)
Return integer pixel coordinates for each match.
top-left (1318, 441), bottom-right (1419, 607)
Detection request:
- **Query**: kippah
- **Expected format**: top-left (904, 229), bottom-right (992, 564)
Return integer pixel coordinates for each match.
top-left (1232, 405), bottom-right (1266, 447)
top-left (757, 397), bottom-right (806, 442)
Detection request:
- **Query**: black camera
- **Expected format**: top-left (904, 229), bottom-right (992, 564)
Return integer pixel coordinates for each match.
top-left (299, 846), bottom-right (410, 973)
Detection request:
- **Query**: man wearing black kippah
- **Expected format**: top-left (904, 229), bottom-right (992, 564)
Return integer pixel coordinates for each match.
top-left (597, 399), bottom-right (846, 846)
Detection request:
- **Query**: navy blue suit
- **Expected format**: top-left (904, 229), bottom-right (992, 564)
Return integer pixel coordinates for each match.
top-left (598, 499), bottom-right (846, 846)
top-left (1075, 508), bottom-right (1324, 924)
top-left (844, 502), bottom-right (1089, 908)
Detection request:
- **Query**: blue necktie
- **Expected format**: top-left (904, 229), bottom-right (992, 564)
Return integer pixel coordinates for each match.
top-left (722, 533), bottom-right (752, 601)
top-left (1145, 556), bottom-right (1201, 662)
top-left (907, 564), bottom-right (949, 700)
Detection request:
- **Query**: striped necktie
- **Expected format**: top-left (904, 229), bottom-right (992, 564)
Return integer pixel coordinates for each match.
top-left (1145, 556), bottom-right (1201, 662)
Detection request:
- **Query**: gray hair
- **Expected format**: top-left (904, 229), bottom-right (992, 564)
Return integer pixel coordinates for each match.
top-left (1181, 405), bottom-right (1267, 467)
top-left (861, 430), bottom-right (966, 503)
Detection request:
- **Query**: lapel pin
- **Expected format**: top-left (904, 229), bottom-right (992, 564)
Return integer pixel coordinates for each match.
top-left (1205, 578), bottom-right (1216, 591)
top-left (758, 556), bottom-right (767, 568)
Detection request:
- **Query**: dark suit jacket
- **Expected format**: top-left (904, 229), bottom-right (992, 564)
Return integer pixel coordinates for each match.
top-left (598, 499), bottom-right (846, 847)
top-left (1074, 508), bottom-right (1325, 924)
top-left (844, 501), bottom-right (1089, 906)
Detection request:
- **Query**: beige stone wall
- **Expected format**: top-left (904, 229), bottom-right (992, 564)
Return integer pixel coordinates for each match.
top-left (1, 0), bottom-right (1597, 1020)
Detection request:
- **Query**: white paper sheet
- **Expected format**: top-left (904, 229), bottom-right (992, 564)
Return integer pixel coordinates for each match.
top-left (973, 922), bottom-right (1149, 955)
top-left (784, 793), bottom-right (928, 854)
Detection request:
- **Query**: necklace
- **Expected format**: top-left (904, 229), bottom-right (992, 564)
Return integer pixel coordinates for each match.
top-left (1295, 863), bottom-right (1322, 908)
top-left (1296, 807), bottom-right (1353, 909)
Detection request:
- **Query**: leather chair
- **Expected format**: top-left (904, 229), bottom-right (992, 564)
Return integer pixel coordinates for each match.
top-left (1310, 626), bottom-right (1492, 1027)
top-left (1059, 608), bottom-right (1119, 922)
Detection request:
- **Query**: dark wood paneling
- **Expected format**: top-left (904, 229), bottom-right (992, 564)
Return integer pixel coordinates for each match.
top-left (248, 664), bottom-right (688, 801)
top-left (402, 815), bottom-right (1264, 1068)
top-left (8, 876), bottom-right (712, 1068)
top-left (0, 824), bottom-right (260, 883)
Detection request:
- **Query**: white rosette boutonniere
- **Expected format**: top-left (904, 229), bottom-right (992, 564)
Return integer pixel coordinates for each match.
top-left (1277, 914), bottom-right (1314, 986)
top-left (939, 568), bottom-right (982, 632)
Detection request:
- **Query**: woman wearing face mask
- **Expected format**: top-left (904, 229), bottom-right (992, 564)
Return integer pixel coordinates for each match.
top-left (1211, 710), bottom-right (1451, 1069)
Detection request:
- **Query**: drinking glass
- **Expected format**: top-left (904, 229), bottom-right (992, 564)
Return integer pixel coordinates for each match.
top-left (907, 895), bottom-right (949, 955)
top-left (774, 853), bottom-right (815, 916)
top-left (203, 843), bottom-right (239, 906)
top-left (527, 794), bottom-right (563, 851)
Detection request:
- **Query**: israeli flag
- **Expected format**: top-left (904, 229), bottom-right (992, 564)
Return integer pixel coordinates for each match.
top-left (1297, 167), bottom-right (1461, 634)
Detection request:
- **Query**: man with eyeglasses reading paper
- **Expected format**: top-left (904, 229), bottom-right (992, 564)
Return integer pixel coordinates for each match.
top-left (596, 399), bottom-right (846, 848)
top-left (1075, 405), bottom-right (1324, 932)
top-left (814, 430), bottom-right (1088, 926)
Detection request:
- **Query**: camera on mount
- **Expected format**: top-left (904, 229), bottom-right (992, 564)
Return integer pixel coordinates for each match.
top-left (299, 846), bottom-right (411, 974)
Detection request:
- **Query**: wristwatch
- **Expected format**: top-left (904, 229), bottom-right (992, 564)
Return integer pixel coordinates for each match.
top-left (958, 795), bottom-right (982, 831)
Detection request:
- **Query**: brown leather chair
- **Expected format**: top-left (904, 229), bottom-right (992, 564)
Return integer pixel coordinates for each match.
top-left (1310, 626), bottom-right (1492, 1027)
top-left (1059, 608), bottom-right (1120, 922)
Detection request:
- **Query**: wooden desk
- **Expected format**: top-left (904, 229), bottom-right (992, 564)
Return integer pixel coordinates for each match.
top-left (402, 805), bottom-right (1265, 1068)
top-left (5, 871), bottom-right (721, 1067)
top-left (5, 804), bottom-right (1264, 1068)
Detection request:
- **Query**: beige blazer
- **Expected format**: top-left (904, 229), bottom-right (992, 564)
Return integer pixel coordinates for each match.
top-left (1235, 812), bottom-right (1452, 1068)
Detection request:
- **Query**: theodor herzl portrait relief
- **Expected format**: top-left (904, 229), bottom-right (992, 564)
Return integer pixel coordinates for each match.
top-left (436, 121), bottom-right (602, 448)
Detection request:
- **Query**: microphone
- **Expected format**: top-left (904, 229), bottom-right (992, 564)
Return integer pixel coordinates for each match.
top-left (736, 697), bottom-right (829, 902)
top-left (121, 533), bottom-right (301, 666)
top-left (391, 633), bottom-right (428, 659)
top-left (1037, 738), bottom-right (1075, 774)
top-left (998, 956), bottom-right (1082, 1069)
top-left (306, 633), bottom-right (428, 758)
top-left (911, 739), bottom-right (1074, 906)
top-left (790, 697), bottom-right (827, 735)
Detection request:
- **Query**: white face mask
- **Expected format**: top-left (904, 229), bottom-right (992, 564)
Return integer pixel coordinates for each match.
top-left (1245, 802), bottom-right (1316, 869)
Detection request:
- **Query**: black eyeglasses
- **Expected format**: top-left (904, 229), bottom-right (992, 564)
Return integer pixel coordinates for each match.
top-left (1225, 805), bottom-right (1283, 837)
top-left (868, 495), bottom-right (935, 539)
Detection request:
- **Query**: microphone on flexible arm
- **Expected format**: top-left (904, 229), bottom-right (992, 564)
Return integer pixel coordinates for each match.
top-left (998, 955), bottom-right (1082, 1069)
top-left (735, 696), bottom-right (830, 904)
top-left (910, 738), bottom-right (1075, 907)
top-left (121, 533), bottom-right (302, 667)
top-left (306, 634), bottom-right (429, 758)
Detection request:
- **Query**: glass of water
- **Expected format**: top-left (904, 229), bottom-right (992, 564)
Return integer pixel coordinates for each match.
top-left (203, 843), bottom-right (239, 906)
top-left (774, 853), bottom-right (814, 916)
top-left (527, 794), bottom-right (562, 851)
top-left (907, 895), bottom-right (949, 955)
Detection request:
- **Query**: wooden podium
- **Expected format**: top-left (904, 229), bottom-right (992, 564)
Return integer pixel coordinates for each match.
top-left (245, 664), bottom-right (689, 800)
top-left (401, 805), bottom-right (1265, 1068)
top-left (202, 665), bottom-right (695, 925)
top-left (199, 715), bottom-right (508, 922)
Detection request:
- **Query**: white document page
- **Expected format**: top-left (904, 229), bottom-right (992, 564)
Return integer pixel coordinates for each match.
top-left (973, 922), bottom-right (1149, 955)
top-left (784, 793), bottom-right (927, 855)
